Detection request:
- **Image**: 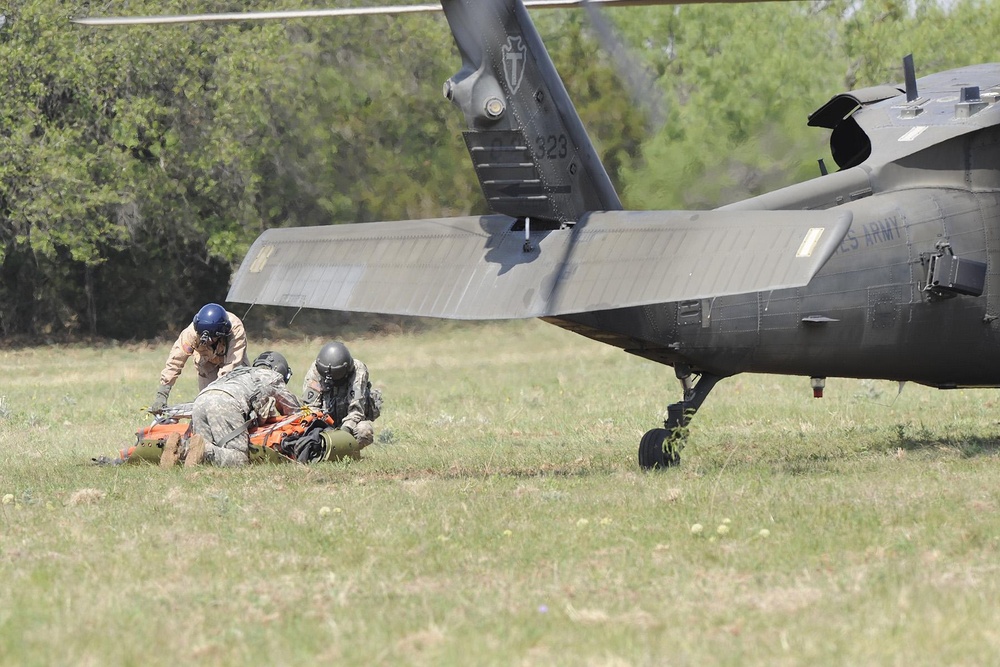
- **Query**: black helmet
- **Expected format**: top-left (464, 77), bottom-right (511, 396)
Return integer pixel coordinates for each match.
top-left (253, 351), bottom-right (292, 383)
top-left (315, 342), bottom-right (353, 383)
top-left (193, 303), bottom-right (232, 340)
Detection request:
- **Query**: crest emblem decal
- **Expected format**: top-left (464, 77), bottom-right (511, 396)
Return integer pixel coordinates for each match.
top-left (502, 36), bottom-right (527, 94)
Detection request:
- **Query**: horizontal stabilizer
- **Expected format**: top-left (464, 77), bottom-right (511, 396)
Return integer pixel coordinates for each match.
top-left (227, 210), bottom-right (852, 319)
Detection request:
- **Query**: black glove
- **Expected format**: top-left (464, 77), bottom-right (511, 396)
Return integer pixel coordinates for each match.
top-left (151, 384), bottom-right (171, 413)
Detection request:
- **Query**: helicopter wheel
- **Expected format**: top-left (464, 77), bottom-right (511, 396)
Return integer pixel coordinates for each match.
top-left (638, 427), bottom-right (681, 470)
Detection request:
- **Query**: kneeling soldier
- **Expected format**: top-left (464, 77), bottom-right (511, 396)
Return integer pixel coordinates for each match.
top-left (161, 351), bottom-right (300, 468)
top-left (302, 342), bottom-right (381, 451)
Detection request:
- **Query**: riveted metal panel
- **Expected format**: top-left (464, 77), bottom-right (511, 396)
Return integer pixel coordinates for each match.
top-left (229, 209), bottom-right (852, 320)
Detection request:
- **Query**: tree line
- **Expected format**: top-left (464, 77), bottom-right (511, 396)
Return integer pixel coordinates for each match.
top-left (0, 0), bottom-right (991, 339)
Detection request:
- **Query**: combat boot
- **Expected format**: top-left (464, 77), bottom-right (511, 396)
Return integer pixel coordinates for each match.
top-left (184, 434), bottom-right (207, 467)
top-left (159, 433), bottom-right (182, 468)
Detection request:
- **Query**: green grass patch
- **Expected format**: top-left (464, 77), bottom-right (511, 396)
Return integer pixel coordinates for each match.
top-left (1, 320), bottom-right (999, 665)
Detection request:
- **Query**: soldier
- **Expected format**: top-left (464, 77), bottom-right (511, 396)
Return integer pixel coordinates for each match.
top-left (162, 351), bottom-right (301, 468)
top-left (150, 303), bottom-right (249, 413)
top-left (302, 341), bottom-right (381, 450)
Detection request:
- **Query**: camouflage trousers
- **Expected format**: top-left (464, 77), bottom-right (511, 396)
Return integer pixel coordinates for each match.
top-left (191, 390), bottom-right (251, 467)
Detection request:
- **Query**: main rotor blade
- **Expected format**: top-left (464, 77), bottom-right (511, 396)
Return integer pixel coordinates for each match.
top-left (72, 4), bottom-right (440, 26)
top-left (72, 0), bottom-right (793, 26)
top-left (580, 1), bottom-right (666, 130)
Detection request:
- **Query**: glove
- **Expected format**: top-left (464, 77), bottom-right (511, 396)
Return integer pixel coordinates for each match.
top-left (353, 421), bottom-right (374, 448)
top-left (151, 384), bottom-right (171, 413)
top-left (340, 423), bottom-right (356, 437)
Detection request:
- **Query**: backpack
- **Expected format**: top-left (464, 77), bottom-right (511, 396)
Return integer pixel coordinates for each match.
top-left (253, 411), bottom-right (335, 461)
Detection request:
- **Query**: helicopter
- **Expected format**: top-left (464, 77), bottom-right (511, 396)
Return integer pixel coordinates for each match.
top-left (76, 0), bottom-right (1000, 469)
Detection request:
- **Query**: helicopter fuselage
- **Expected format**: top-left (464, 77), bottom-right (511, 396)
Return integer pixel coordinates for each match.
top-left (550, 122), bottom-right (1000, 389)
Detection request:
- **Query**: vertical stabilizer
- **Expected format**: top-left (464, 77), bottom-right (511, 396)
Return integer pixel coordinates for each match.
top-left (442, 0), bottom-right (622, 223)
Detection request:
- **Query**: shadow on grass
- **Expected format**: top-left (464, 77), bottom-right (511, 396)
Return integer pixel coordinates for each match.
top-left (895, 427), bottom-right (1000, 458)
top-left (692, 423), bottom-right (1000, 476)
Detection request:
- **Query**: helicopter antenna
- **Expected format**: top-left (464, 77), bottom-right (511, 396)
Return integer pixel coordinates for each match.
top-left (903, 54), bottom-right (918, 102)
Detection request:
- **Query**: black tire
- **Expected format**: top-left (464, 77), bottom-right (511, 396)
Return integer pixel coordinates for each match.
top-left (638, 427), bottom-right (680, 470)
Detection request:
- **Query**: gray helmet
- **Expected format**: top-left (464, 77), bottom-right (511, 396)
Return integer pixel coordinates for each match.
top-left (253, 351), bottom-right (292, 384)
top-left (315, 342), bottom-right (353, 383)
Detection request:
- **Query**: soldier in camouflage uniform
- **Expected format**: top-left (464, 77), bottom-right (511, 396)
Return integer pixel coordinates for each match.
top-left (302, 341), bottom-right (380, 449)
top-left (150, 303), bottom-right (249, 413)
top-left (181, 351), bottom-right (300, 467)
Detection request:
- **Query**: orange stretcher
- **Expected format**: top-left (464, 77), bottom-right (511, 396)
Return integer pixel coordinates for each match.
top-left (104, 403), bottom-right (352, 465)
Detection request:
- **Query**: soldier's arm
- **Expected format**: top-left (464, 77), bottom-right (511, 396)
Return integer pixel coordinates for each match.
top-left (158, 326), bottom-right (197, 386)
top-left (341, 361), bottom-right (370, 431)
top-left (219, 314), bottom-right (248, 377)
top-left (301, 362), bottom-right (324, 409)
top-left (272, 384), bottom-right (302, 415)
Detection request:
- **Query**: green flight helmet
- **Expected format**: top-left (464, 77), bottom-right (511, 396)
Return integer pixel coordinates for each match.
top-left (315, 342), bottom-right (353, 383)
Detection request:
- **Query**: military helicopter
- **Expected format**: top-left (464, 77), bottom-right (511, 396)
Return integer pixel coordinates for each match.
top-left (77, 1), bottom-right (1000, 469)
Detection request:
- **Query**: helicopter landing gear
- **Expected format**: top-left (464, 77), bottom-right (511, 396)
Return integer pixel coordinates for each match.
top-left (638, 427), bottom-right (680, 468)
top-left (639, 369), bottom-right (722, 470)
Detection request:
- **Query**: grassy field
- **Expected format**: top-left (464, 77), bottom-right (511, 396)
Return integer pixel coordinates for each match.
top-left (1, 318), bottom-right (999, 666)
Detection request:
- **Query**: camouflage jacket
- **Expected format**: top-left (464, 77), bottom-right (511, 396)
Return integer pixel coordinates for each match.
top-left (302, 359), bottom-right (369, 431)
top-left (199, 366), bottom-right (300, 421)
top-left (158, 311), bottom-right (249, 387)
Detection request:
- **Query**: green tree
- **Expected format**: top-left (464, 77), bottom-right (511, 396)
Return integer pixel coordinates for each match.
top-left (617, 2), bottom-right (843, 209)
top-left (3, 0), bottom-right (997, 340)
top-left (0, 2), bottom-right (481, 338)
top-left (619, 0), bottom-right (1000, 210)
